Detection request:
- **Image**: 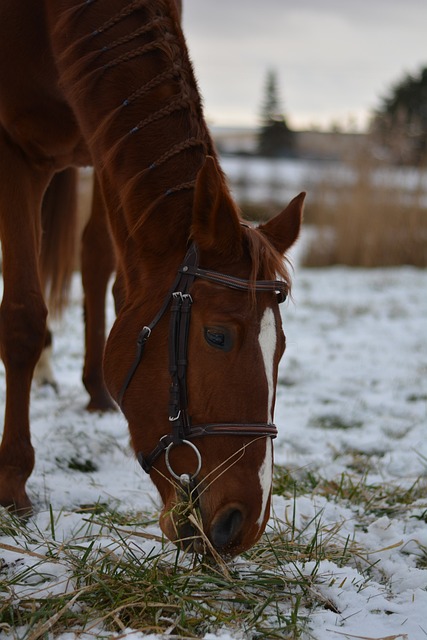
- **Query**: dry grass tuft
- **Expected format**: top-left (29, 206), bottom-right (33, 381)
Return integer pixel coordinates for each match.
top-left (301, 154), bottom-right (427, 267)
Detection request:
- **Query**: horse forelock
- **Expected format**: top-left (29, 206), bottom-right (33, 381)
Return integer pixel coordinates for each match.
top-left (242, 225), bottom-right (292, 295)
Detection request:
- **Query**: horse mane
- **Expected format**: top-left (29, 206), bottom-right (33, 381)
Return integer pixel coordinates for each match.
top-left (54, 0), bottom-right (216, 251)
top-left (52, 1), bottom-right (292, 295)
top-left (55, 0), bottom-right (214, 169)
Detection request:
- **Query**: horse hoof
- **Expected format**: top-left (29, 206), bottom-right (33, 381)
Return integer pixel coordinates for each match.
top-left (0, 465), bottom-right (33, 517)
top-left (0, 489), bottom-right (33, 518)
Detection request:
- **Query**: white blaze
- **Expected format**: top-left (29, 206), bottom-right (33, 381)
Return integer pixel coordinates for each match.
top-left (256, 307), bottom-right (277, 527)
top-left (258, 307), bottom-right (277, 424)
top-left (256, 437), bottom-right (273, 527)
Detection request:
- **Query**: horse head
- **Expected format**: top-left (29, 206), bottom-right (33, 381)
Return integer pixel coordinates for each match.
top-left (104, 157), bottom-right (304, 556)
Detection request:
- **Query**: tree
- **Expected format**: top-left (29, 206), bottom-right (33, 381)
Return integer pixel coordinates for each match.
top-left (257, 70), bottom-right (295, 158)
top-left (371, 66), bottom-right (427, 165)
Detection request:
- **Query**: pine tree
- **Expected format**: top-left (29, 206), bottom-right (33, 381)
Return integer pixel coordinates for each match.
top-left (371, 66), bottom-right (427, 165)
top-left (257, 70), bottom-right (295, 157)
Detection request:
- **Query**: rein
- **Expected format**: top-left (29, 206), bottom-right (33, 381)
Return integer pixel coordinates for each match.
top-left (117, 242), bottom-right (288, 483)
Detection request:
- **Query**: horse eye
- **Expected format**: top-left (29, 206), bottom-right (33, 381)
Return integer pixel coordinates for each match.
top-left (204, 327), bottom-right (232, 351)
top-left (205, 329), bottom-right (224, 346)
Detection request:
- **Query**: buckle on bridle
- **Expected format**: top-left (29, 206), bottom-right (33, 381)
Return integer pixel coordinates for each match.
top-left (138, 326), bottom-right (152, 343)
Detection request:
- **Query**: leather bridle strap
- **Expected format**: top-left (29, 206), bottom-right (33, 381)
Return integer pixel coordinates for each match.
top-left (182, 423), bottom-right (278, 438)
top-left (137, 423), bottom-right (278, 474)
top-left (117, 243), bottom-right (199, 408)
top-left (180, 266), bottom-right (288, 303)
top-left (168, 291), bottom-right (194, 440)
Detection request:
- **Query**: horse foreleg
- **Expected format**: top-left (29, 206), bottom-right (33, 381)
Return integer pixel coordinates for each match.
top-left (0, 131), bottom-right (51, 514)
top-left (81, 173), bottom-right (116, 411)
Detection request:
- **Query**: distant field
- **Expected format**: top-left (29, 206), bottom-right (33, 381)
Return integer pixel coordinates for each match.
top-left (221, 155), bottom-right (427, 267)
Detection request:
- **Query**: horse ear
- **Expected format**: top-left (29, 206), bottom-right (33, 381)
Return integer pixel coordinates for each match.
top-left (258, 192), bottom-right (305, 255)
top-left (191, 156), bottom-right (242, 257)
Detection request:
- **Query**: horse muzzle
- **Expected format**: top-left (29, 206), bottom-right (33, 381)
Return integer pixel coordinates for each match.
top-left (160, 488), bottom-right (260, 557)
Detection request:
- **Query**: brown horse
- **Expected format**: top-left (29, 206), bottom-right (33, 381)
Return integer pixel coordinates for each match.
top-left (0, 0), bottom-right (304, 556)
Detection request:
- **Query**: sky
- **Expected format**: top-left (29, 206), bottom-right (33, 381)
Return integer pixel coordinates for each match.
top-left (181, 0), bottom-right (427, 131)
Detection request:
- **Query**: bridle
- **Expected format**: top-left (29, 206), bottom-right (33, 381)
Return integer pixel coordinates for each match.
top-left (117, 242), bottom-right (288, 485)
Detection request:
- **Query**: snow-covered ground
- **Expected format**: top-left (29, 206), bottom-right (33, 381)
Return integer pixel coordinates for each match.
top-left (0, 232), bottom-right (426, 639)
top-left (220, 155), bottom-right (427, 208)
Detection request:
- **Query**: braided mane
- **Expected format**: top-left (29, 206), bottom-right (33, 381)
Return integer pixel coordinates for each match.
top-left (55, 0), bottom-right (214, 208)
top-left (54, 0), bottom-right (291, 287)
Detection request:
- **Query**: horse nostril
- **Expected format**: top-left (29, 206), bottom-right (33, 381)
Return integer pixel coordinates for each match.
top-left (210, 506), bottom-right (244, 550)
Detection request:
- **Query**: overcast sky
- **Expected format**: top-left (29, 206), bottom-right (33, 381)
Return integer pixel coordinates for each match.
top-left (182, 0), bottom-right (427, 131)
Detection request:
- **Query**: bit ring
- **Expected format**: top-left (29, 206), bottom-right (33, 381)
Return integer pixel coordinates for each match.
top-left (165, 440), bottom-right (202, 482)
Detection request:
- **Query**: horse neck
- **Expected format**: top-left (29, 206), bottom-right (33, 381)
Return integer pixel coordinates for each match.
top-left (50, 0), bottom-right (215, 258)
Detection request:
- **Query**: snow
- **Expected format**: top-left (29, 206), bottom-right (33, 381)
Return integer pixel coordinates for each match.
top-left (220, 155), bottom-right (427, 207)
top-left (1, 231), bottom-right (426, 639)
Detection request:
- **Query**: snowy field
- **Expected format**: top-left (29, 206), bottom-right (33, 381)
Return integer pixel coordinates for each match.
top-left (220, 155), bottom-right (427, 208)
top-left (0, 234), bottom-right (426, 639)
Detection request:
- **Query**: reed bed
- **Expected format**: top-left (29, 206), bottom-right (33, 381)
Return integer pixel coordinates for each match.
top-left (300, 156), bottom-right (427, 268)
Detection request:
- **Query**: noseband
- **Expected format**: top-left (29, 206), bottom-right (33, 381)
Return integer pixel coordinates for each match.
top-left (118, 242), bottom-right (288, 483)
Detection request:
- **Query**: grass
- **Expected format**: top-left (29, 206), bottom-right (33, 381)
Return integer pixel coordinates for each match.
top-left (226, 147), bottom-right (427, 268)
top-left (273, 465), bottom-right (427, 518)
top-left (1, 465), bottom-right (425, 640)
top-left (0, 496), bottom-right (360, 640)
top-left (300, 153), bottom-right (427, 267)
top-left (308, 414), bottom-right (363, 431)
top-left (1, 520), bottom-right (277, 638)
